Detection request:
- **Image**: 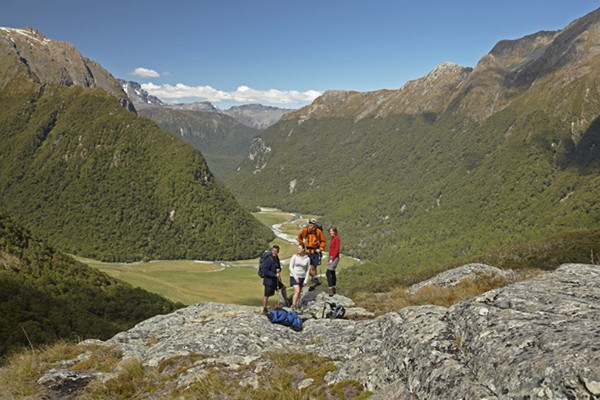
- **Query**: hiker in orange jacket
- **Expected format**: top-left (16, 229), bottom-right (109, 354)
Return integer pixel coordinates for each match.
top-left (297, 218), bottom-right (327, 290)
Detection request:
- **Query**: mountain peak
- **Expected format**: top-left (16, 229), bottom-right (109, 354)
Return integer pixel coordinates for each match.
top-left (0, 26), bottom-right (132, 110)
top-left (0, 26), bottom-right (50, 44)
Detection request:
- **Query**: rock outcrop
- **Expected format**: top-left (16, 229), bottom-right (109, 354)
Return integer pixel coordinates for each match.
top-left (38, 264), bottom-right (600, 399)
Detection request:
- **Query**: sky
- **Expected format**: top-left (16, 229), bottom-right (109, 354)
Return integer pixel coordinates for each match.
top-left (2, 1), bottom-right (599, 109)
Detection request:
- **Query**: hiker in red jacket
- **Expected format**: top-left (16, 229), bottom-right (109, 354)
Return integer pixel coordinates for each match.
top-left (326, 227), bottom-right (340, 296)
top-left (297, 218), bottom-right (326, 291)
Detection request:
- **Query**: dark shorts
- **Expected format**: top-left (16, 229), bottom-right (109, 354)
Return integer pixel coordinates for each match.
top-left (308, 252), bottom-right (322, 266)
top-left (264, 284), bottom-right (276, 297)
top-left (290, 276), bottom-right (305, 287)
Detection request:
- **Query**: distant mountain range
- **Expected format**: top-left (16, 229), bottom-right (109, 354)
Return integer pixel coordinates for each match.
top-left (119, 79), bottom-right (291, 177)
top-left (0, 26), bottom-right (273, 262)
top-left (227, 7), bottom-right (600, 292)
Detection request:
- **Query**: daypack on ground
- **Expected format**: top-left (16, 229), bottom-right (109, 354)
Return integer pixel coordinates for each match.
top-left (322, 302), bottom-right (346, 319)
top-left (257, 250), bottom-right (271, 278)
top-left (267, 308), bottom-right (303, 331)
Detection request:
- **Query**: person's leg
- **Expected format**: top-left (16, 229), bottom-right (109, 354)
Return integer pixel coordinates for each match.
top-left (292, 285), bottom-right (301, 306)
top-left (331, 270), bottom-right (337, 294)
top-left (308, 252), bottom-right (322, 290)
top-left (263, 285), bottom-right (275, 314)
top-left (326, 269), bottom-right (335, 295)
top-left (326, 269), bottom-right (334, 287)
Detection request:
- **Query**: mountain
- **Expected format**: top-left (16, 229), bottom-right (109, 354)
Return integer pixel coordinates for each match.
top-left (164, 101), bottom-right (219, 112)
top-left (222, 104), bottom-right (292, 130)
top-left (0, 27), bottom-right (274, 262)
top-left (118, 79), bottom-right (164, 106)
top-left (0, 213), bottom-right (182, 359)
top-left (119, 81), bottom-right (289, 177)
top-left (0, 27), bottom-right (134, 112)
top-left (226, 8), bottom-right (600, 292)
top-left (135, 104), bottom-right (261, 178)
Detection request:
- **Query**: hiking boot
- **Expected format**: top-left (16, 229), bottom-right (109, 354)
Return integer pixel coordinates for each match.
top-left (308, 278), bottom-right (321, 291)
top-left (328, 288), bottom-right (334, 297)
top-left (262, 307), bottom-right (269, 316)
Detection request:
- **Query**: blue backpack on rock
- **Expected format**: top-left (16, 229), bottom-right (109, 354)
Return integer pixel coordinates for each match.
top-left (267, 308), bottom-right (303, 331)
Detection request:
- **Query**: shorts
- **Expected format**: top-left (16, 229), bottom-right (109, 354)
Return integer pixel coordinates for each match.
top-left (290, 276), bottom-right (305, 287)
top-left (308, 252), bottom-right (322, 266)
top-left (264, 284), bottom-right (276, 297)
top-left (327, 257), bottom-right (339, 270)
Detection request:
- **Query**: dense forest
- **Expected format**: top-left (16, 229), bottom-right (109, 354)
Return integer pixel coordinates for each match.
top-left (0, 81), bottom-right (274, 262)
top-left (0, 213), bottom-right (183, 361)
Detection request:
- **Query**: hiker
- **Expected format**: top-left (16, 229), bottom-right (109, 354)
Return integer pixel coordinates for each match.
top-left (326, 226), bottom-right (340, 296)
top-left (297, 218), bottom-right (326, 290)
top-left (261, 245), bottom-right (288, 314)
top-left (289, 244), bottom-right (311, 310)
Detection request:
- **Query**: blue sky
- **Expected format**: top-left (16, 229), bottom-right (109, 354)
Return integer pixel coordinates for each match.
top-left (2, 1), bottom-right (598, 109)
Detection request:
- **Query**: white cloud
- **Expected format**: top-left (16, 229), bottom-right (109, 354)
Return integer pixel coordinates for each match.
top-left (131, 67), bottom-right (161, 78)
top-left (140, 82), bottom-right (322, 106)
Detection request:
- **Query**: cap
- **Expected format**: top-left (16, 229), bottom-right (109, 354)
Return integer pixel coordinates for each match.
top-left (308, 218), bottom-right (317, 224)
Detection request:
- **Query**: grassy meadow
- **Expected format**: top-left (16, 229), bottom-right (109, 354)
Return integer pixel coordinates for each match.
top-left (81, 210), bottom-right (358, 306)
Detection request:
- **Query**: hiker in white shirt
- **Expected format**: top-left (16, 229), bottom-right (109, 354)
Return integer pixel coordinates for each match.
top-left (289, 244), bottom-right (311, 310)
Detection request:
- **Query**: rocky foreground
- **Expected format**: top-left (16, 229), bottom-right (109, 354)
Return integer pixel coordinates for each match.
top-left (39, 264), bottom-right (600, 399)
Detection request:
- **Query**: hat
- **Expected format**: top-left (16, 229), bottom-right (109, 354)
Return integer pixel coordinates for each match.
top-left (308, 218), bottom-right (317, 224)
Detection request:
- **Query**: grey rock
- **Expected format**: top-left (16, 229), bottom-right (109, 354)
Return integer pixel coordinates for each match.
top-left (36, 263), bottom-right (600, 399)
top-left (408, 262), bottom-right (514, 293)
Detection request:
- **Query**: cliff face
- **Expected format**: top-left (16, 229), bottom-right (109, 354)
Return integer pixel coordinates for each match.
top-left (0, 27), bottom-right (133, 110)
top-left (36, 264), bottom-right (600, 399)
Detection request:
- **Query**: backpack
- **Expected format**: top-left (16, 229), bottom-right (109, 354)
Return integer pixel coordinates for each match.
top-left (302, 221), bottom-right (324, 246)
top-left (257, 250), bottom-right (271, 278)
top-left (267, 308), bottom-right (303, 331)
top-left (322, 302), bottom-right (346, 319)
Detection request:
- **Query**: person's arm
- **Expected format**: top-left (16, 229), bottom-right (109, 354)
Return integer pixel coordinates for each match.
top-left (317, 229), bottom-right (327, 251)
top-left (289, 255), bottom-right (297, 280)
top-left (330, 236), bottom-right (340, 260)
top-left (265, 257), bottom-right (277, 278)
top-left (297, 228), bottom-right (305, 245)
top-left (304, 257), bottom-right (311, 276)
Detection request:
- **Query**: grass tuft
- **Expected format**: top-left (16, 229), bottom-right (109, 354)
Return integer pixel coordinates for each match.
top-left (354, 269), bottom-right (542, 315)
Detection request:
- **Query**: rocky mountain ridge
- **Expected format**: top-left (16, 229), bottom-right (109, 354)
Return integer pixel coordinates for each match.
top-left (0, 27), bottom-right (134, 111)
top-left (119, 79), bottom-right (290, 130)
top-left (36, 263), bottom-right (600, 399)
top-left (284, 7), bottom-right (600, 124)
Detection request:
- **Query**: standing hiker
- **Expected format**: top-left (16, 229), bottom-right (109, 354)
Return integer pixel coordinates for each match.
top-left (297, 218), bottom-right (326, 291)
top-left (289, 244), bottom-right (311, 310)
top-left (326, 226), bottom-right (340, 296)
top-left (261, 245), bottom-right (288, 314)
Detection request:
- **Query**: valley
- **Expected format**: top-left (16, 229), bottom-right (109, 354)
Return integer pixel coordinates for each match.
top-left (81, 209), bottom-right (359, 306)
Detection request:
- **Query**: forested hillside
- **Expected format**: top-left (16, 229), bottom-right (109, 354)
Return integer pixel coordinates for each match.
top-left (226, 8), bottom-right (600, 292)
top-left (137, 105), bottom-right (260, 179)
top-left (0, 27), bottom-right (274, 262)
top-left (0, 214), bottom-right (182, 360)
